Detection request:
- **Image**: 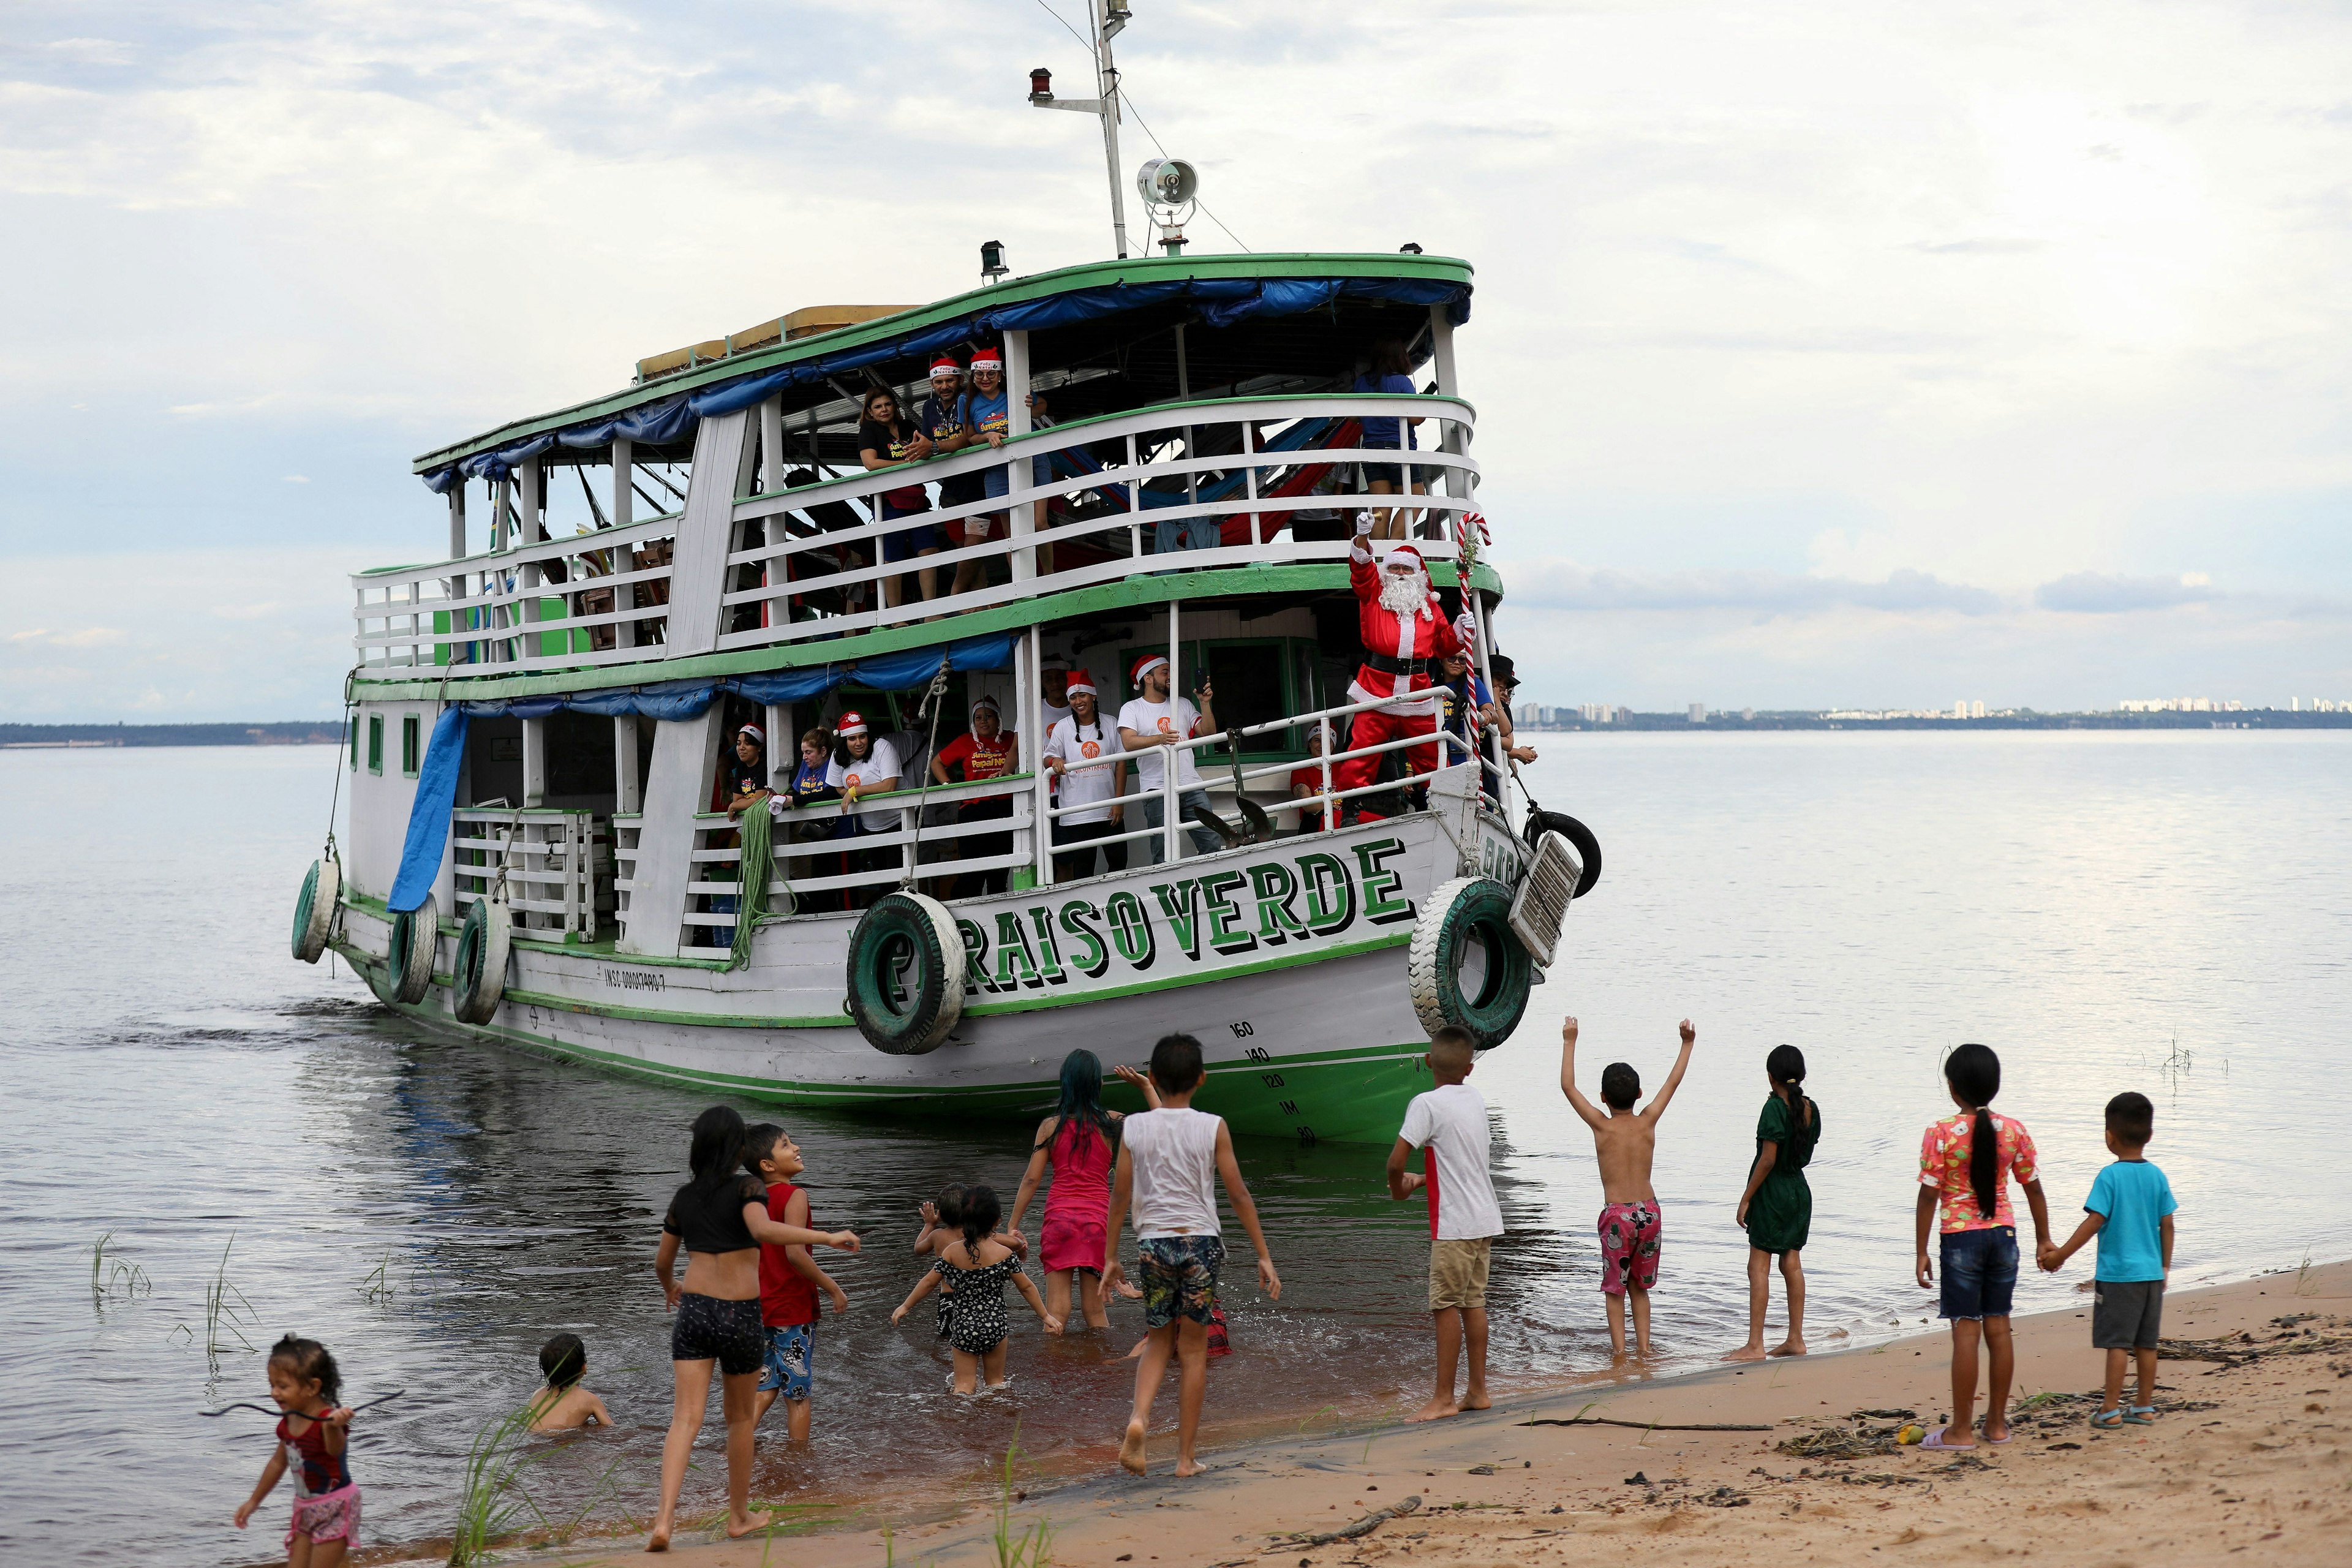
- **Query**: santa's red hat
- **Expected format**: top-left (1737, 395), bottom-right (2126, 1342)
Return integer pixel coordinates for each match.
top-left (929, 356), bottom-right (961, 379)
top-left (1129, 652), bottom-right (1169, 685)
top-left (1381, 543), bottom-right (1426, 572)
top-left (970, 345), bottom-right (1003, 370)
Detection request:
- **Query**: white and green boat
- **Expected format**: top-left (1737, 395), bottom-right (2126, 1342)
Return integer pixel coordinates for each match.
top-left (301, 246), bottom-right (1595, 1142)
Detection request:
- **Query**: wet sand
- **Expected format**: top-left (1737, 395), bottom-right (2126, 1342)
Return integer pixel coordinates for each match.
top-left (445, 1259), bottom-right (2351, 1567)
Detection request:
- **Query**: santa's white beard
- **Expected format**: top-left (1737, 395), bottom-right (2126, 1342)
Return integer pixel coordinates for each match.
top-left (1378, 571), bottom-right (1430, 616)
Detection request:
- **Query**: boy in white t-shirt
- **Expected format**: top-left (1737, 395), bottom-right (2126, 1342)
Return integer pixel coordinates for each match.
top-left (1103, 1032), bottom-right (1281, 1477)
top-left (1387, 1025), bottom-right (1504, 1422)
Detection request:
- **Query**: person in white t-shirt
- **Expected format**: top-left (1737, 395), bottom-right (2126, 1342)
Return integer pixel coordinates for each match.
top-left (1102, 1032), bottom-right (1281, 1479)
top-left (1038, 654), bottom-right (1073, 735)
top-left (1115, 653), bottom-right (1220, 863)
top-left (1387, 1025), bottom-right (1504, 1422)
top-left (1041, 673), bottom-right (1127, 881)
top-left (823, 710), bottom-right (903, 908)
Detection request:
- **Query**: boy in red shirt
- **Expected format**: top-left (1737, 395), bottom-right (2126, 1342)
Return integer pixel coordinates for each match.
top-left (745, 1123), bottom-right (850, 1443)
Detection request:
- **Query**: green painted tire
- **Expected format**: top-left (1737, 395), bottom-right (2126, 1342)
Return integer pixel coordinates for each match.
top-left (452, 896), bottom-right (511, 1025)
top-left (1406, 875), bottom-right (1532, 1050)
top-left (845, 892), bottom-right (965, 1056)
top-left (387, 895), bottom-right (439, 1006)
top-left (292, 857), bottom-right (339, 963)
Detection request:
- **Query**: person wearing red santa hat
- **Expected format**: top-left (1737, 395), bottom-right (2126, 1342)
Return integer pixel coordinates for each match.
top-left (1333, 511), bottom-right (1474, 820)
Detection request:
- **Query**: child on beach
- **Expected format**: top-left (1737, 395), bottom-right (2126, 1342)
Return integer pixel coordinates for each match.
top-left (2038, 1091), bottom-right (2177, 1429)
top-left (914, 1183), bottom-right (1028, 1344)
top-left (1387, 1024), bottom-right (1504, 1420)
top-left (1006, 1052), bottom-right (1159, 1332)
top-left (527, 1333), bottom-right (612, 1431)
top-left (233, 1334), bottom-right (361, 1564)
top-left (1102, 1032), bottom-right (1283, 1477)
top-left (1915, 1042), bottom-right (2051, 1452)
top-left (1558, 1016), bottom-right (1694, 1360)
top-left (1725, 1044), bottom-right (1821, 1362)
top-left (892, 1183), bottom-right (1060, 1392)
top-left (745, 1123), bottom-right (850, 1442)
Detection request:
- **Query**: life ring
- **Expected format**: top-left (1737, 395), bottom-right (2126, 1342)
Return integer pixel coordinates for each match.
top-left (1522, 810), bottom-right (1602, 899)
top-left (386, 895), bottom-right (439, 1006)
top-left (845, 892), bottom-right (965, 1056)
top-left (452, 895), bottom-right (511, 1025)
top-left (292, 856), bottom-right (339, 963)
top-left (1406, 875), bottom-right (1533, 1050)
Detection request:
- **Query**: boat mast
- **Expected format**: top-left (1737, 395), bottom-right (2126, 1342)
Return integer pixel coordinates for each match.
top-left (1030, 1), bottom-right (1133, 258)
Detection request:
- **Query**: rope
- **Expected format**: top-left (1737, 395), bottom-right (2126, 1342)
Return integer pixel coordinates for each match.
top-left (201, 1390), bottom-right (407, 1420)
top-left (897, 658), bottom-right (954, 891)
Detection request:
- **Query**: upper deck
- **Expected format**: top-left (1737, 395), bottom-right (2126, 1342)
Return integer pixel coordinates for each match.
top-left (354, 252), bottom-right (1490, 699)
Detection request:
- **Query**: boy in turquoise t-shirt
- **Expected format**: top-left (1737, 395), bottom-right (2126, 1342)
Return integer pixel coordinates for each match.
top-left (2039, 1091), bottom-right (2177, 1428)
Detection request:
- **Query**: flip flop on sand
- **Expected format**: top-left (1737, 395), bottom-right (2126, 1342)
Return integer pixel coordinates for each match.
top-left (2090, 1408), bottom-right (2124, 1430)
top-left (2124, 1406), bottom-right (2158, 1425)
top-left (1978, 1423), bottom-right (2014, 1445)
top-left (1918, 1426), bottom-right (1977, 1451)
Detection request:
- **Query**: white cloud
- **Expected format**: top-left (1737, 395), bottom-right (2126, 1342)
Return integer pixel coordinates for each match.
top-left (1, 0), bottom-right (2348, 714)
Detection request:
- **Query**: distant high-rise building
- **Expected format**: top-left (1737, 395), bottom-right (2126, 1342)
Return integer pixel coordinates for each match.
top-left (1970, 700), bottom-right (1986, 719)
top-left (1688, 703), bottom-right (1706, 723)
top-left (1953, 700), bottom-right (1968, 720)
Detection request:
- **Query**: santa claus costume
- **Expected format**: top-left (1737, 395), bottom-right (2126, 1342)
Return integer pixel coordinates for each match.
top-left (1335, 514), bottom-right (1472, 820)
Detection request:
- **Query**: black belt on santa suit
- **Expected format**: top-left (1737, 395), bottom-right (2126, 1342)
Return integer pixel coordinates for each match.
top-left (1360, 652), bottom-right (1430, 677)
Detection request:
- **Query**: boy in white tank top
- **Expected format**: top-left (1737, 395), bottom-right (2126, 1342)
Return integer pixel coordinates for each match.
top-left (1102, 1033), bottom-right (1281, 1477)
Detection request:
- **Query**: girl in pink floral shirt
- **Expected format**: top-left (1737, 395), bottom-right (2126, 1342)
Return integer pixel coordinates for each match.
top-left (1912, 1042), bottom-right (2050, 1452)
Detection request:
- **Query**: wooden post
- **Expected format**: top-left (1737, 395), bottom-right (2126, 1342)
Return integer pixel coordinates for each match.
top-left (614, 715), bottom-right (643, 814)
top-left (662, 410), bottom-right (755, 657)
top-left (1430, 306), bottom-right (1464, 513)
top-left (1005, 328), bottom-right (1035, 582)
top-left (445, 482), bottom-right (467, 668)
top-left (520, 456), bottom-right (545, 658)
top-left (1163, 597), bottom-right (1180, 864)
top-left (611, 438), bottom-right (636, 650)
top-left (1023, 624), bottom-right (1047, 888)
top-left (521, 717), bottom-right (548, 808)
top-left (760, 395), bottom-right (786, 630)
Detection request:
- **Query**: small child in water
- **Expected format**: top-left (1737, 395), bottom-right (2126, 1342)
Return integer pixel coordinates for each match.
top-left (233, 1334), bottom-right (361, 1564)
top-left (1725, 1044), bottom-right (1821, 1362)
top-left (894, 1184), bottom-right (1060, 1392)
top-left (1559, 1016), bottom-right (1694, 1360)
top-left (527, 1333), bottom-right (612, 1431)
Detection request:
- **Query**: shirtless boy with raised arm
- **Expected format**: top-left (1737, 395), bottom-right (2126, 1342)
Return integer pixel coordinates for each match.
top-left (1560, 1016), bottom-right (1695, 1360)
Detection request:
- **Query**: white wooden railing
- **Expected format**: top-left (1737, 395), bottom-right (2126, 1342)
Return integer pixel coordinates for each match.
top-left (352, 510), bottom-right (682, 671)
top-left (352, 393), bottom-right (1477, 673)
top-left (453, 808), bottom-right (614, 939)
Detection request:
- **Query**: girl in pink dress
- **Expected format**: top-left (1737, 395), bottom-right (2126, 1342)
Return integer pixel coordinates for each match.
top-left (1007, 1050), bottom-right (1158, 1331)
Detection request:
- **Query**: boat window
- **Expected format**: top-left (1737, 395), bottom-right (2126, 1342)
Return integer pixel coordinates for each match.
top-left (545, 710), bottom-right (617, 811)
top-left (349, 715), bottom-right (359, 771)
top-left (464, 717), bottom-right (524, 806)
top-left (367, 714), bottom-right (384, 775)
top-left (401, 715), bottom-right (421, 777)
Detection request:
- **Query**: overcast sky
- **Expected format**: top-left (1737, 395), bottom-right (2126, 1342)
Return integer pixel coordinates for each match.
top-left (4, 0), bottom-right (2347, 719)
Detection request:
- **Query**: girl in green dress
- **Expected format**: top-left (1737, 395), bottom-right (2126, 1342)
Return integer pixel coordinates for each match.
top-left (1725, 1044), bottom-right (1820, 1361)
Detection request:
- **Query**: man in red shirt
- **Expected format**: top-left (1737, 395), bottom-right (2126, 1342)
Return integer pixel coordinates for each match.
top-left (1334, 511), bottom-right (1471, 820)
top-left (930, 695), bottom-right (1020, 895)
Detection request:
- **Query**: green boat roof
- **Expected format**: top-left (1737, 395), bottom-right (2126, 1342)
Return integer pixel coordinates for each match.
top-left (410, 252), bottom-right (1472, 475)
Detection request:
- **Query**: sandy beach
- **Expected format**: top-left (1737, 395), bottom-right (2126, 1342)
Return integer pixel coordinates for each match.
top-left (415, 1259), bottom-right (2351, 1567)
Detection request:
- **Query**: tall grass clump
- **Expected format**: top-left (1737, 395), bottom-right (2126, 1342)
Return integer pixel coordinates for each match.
top-left (990, 1427), bottom-right (1052, 1568)
top-left (89, 1232), bottom-right (151, 1306)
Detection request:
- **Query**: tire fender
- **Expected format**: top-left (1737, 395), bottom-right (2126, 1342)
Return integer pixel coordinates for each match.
top-left (387, 895), bottom-right (439, 1006)
top-left (1521, 810), bottom-right (1602, 899)
top-left (845, 892), bottom-right (966, 1056)
top-left (1406, 875), bottom-right (1534, 1050)
top-left (292, 856), bottom-right (340, 963)
top-left (453, 896), bottom-right (512, 1025)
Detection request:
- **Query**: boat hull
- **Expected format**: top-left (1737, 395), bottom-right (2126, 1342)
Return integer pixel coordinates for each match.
top-left (330, 788), bottom-right (1534, 1143)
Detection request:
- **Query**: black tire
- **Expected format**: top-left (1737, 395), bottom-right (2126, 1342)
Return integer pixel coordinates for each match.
top-left (292, 857), bottom-right (338, 963)
top-left (1523, 810), bottom-right (1602, 898)
top-left (387, 895), bottom-right (438, 1006)
top-left (452, 896), bottom-right (511, 1025)
top-left (1406, 875), bottom-right (1534, 1051)
top-left (845, 892), bottom-right (965, 1056)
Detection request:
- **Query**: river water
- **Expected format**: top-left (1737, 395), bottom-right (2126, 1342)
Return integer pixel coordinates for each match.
top-left (2, 732), bottom-right (2347, 1565)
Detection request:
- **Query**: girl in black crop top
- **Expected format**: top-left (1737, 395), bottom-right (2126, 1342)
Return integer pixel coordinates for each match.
top-left (647, 1106), bottom-right (862, 1553)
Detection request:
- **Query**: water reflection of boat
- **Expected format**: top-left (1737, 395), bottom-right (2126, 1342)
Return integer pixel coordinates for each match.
top-left (309, 236), bottom-right (1589, 1142)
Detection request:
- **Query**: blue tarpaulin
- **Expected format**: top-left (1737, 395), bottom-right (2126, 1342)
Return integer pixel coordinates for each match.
top-left (421, 274), bottom-right (1472, 491)
top-left (387, 706), bottom-right (469, 913)
top-left (451, 632), bottom-right (1016, 719)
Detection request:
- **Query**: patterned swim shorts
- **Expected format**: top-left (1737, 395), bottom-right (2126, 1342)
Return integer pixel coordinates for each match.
top-left (1138, 1234), bottom-right (1226, 1329)
top-left (286, 1484), bottom-right (361, 1549)
top-left (1598, 1200), bottom-right (1662, 1296)
top-left (758, 1321), bottom-right (815, 1401)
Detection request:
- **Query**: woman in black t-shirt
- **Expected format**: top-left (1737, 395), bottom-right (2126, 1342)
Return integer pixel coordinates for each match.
top-left (649, 1105), bottom-right (861, 1552)
top-left (858, 388), bottom-right (939, 611)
